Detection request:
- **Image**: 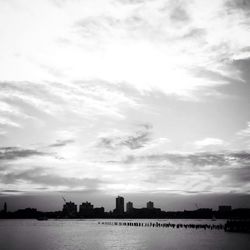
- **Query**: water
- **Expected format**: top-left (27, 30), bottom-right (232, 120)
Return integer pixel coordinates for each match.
top-left (0, 219), bottom-right (250, 250)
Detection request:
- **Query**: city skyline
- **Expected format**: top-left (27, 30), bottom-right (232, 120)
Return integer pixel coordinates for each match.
top-left (0, 0), bottom-right (250, 210)
top-left (0, 193), bottom-right (245, 213)
top-left (1, 195), bottom-right (235, 214)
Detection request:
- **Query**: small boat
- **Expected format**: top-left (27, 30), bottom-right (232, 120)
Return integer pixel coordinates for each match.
top-left (211, 215), bottom-right (216, 221)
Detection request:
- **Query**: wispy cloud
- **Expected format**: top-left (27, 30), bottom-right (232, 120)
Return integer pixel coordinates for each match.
top-left (1, 167), bottom-right (101, 187)
top-left (194, 137), bottom-right (225, 149)
top-left (0, 147), bottom-right (46, 161)
top-left (0, 117), bottom-right (21, 128)
top-left (237, 122), bottom-right (250, 137)
top-left (1, 0), bottom-right (249, 98)
top-left (49, 139), bottom-right (75, 148)
top-left (113, 151), bottom-right (250, 193)
top-left (119, 151), bottom-right (250, 166)
top-left (97, 124), bottom-right (152, 150)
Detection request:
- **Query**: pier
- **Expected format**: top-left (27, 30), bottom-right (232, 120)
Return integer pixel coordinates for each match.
top-left (99, 220), bottom-right (250, 233)
top-left (98, 221), bottom-right (225, 231)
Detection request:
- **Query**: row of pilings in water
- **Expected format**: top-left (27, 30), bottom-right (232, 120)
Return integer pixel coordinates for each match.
top-left (98, 221), bottom-right (224, 231)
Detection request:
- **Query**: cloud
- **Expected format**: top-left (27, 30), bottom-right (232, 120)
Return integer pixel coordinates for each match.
top-left (97, 125), bottom-right (152, 150)
top-left (194, 138), bottom-right (225, 149)
top-left (118, 151), bottom-right (250, 193)
top-left (1, 167), bottom-right (103, 190)
top-left (49, 139), bottom-right (75, 147)
top-left (226, 0), bottom-right (250, 11)
top-left (0, 147), bottom-right (46, 161)
top-left (237, 122), bottom-right (250, 137)
top-left (0, 117), bottom-right (21, 128)
top-left (2, 0), bottom-right (249, 99)
top-left (236, 122), bottom-right (250, 149)
top-left (169, 3), bottom-right (190, 23)
top-left (0, 81), bottom-right (139, 135)
top-left (120, 151), bottom-right (250, 167)
top-left (117, 0), bottom-right (154, 5)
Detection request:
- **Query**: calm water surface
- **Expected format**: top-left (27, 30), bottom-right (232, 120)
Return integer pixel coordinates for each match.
top-left (0, 219), bottom-right (250, 250)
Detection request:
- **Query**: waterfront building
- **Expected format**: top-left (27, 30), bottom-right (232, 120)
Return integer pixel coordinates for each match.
top-left (126, 201), bottom-right (133, 213)
top-left (115, 196), bottom-right (124, 214)
top-left (79, 201), bottom-right (93, 211)
top-left (219, 205), bottom-right (232, 212)
top-left (63, 201), bottom-right (77, 217)
top-left (3, 202), bottom-right (7, 213)
top-left (147, 201), bottom-right (154, 209)
top-left (79, 201), bottom-right (94, 217)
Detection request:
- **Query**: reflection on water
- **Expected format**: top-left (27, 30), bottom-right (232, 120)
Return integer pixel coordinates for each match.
top-left (0, 219), bottom-right (250, 250)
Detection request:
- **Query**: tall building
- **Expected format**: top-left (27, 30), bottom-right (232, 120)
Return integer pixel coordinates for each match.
top-left (115, 196), bottom-right (124, 214)
top-left (147, 201), bottom-right (154, 209)
top-left (63, 201), bottom-right (77, 217)
top-left (126, 201), bottom-right (133, 213)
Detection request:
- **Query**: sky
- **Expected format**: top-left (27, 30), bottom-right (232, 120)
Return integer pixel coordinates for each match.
top-left (0, 0), bottom-right (250, 211)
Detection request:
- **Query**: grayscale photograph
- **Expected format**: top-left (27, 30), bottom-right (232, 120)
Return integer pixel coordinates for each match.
top-left (0, 0), bottom-right (250, 249)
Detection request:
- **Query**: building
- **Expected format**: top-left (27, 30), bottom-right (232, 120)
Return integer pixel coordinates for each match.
top-left (79, 201), bottom-right (94, 217)
top-left (115, 196), bottom-right (124, 214)
top-left (126, 201), bottom-right (133, 213)
top-left (93, 207), bottom-right (105, 217)
top-left (3, 202), bottom-right (7, 213)
top-left (79, 201), bottom-right (93, 211)
top-left (219, 206), bottom-right (232, 212)
top-left (62, 201), bottom-right (77, 217)
top-left (147, 201), bottom-right (154, 209)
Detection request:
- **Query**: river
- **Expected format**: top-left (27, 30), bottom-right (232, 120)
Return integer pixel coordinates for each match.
top-left (0, 219), bottom-right (249, 250)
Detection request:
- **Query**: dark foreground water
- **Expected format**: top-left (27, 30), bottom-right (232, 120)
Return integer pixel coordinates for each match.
top-left (0, 219), bottom-right (250, 250)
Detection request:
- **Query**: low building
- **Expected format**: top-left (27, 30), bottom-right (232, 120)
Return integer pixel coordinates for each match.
top-left (79, 201), bottom-right (94, 217)
top-left (63, 201), bottom-right (77, 217)
top-left (219, 206), bottom-right (232, 212)
top-left (147, 201), bottom-right (154, 210)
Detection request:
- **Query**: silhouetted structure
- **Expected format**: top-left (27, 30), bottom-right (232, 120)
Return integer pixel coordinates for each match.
top-left (93, 207), bottom-right (105, 217)
top-left (219, 205), bottom-right (232, 212)
top-left (147, 201), bottom-right (154, 209)
top-left (114, 196), bottom-right (124, 215)
top-left (3, 202), bottom-right (7, 213)
top-left (128, 207), bottom-right (164, 218)
top-left (126, 201), bottom-right (133, 213)
top-left (62, 201), bottom-right (77, 218)
top-left (1, 198), bottom-right (250, 221)
top-left (79, 201), bottom-right (93, 217)
top-left (79, 201), bottom-right (98, 218)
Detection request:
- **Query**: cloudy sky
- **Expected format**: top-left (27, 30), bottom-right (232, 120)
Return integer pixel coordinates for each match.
top-left (0, 0), bottom-right (250, 211)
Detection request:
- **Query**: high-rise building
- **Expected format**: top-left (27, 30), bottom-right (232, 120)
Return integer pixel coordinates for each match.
top-left (147, 201), bottom-right (154, 209)
top-left (115, 196), bottom-right (124, 214)
top-left (126, 201), bottom-right (133, 213)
